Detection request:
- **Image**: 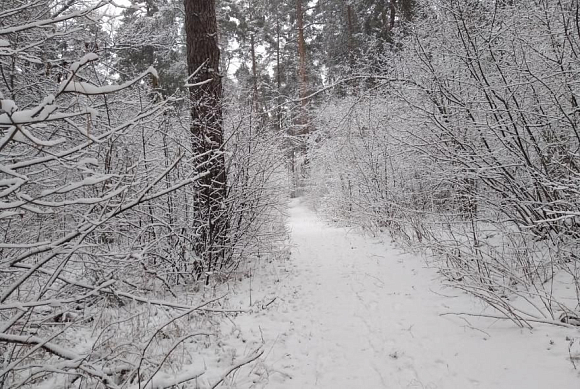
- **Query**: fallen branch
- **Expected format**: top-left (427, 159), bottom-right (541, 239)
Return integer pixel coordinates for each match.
top-left (0, 331), bottom-right (123, 388)
top-left (210, 349), bottom-right (264, 389)
top-left (141, 334), bottom-right (211, 389)
top-left (0, 333), bottom-right (81, 360)
top-left (13, 264), bottom-right (247, 313)
top-left (0, 279), bottom-right (116, 310)
top-left (440, 312), bottom-right (578, 329)
top-left (261, 297), bottom-right (277, 309)
top-left (137, 367), bottom-right (206, 389)
top-left (136, 296), bottom-right (225, 382)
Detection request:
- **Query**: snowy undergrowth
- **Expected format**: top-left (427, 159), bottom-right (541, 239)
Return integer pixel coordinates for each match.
top-left (385, 216), bottom-right (580, 328)
top-left (13, 238), bottom-right (292, 389)
top-left (29, 198), bottom-right (577, 388)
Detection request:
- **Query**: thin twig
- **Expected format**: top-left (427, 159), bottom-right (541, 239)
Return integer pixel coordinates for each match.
top-left (210, 349), bottom-right (264, 389)
top-left (441, 312), bottom-right (577, 329)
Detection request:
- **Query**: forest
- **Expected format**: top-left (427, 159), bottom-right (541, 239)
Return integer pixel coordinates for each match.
top-left (1, 0), bottom-right (580, 388)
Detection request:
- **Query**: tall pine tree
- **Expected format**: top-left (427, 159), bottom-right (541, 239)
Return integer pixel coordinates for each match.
top-left (184, 0), bottom-right (228, 282)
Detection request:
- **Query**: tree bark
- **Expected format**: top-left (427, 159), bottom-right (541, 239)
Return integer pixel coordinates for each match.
top-left (292, 0), bottom-right (310, 196)
top-left (389, 0), bottom-right (396, 32)
top-left (276, 8), bottom-right (282, 131)
top-left (250, 33), bottom-right (260, 110)
top-left (183, 0), bottom-right (228, 283)
top-left (296, 0), bottom-right (307, 115)
top-left (346, 3), bottom-right (355, 63)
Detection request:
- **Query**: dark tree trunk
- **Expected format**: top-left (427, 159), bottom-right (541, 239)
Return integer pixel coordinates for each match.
top-left (293, 0), bottom-right (309, 196)
top-left (389, 0), bottom-right (396, 32)
top-left (346, 3), bottom-right (355, 64)
top-left (296, 0), bottom-right (307, 112)
top-left (250, 33), bottom-right (260, 110)
top-left (276, 8), bottom-right (282, 131)
top-left (183, 0), bottom-right (228, 283)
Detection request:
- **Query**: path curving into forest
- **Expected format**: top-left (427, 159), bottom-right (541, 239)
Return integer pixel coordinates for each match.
top-left (252, 199), bottom-right (578, 389)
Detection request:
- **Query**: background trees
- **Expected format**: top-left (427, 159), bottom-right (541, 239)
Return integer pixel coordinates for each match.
top-left (115, 0), bottom-right (185, 96)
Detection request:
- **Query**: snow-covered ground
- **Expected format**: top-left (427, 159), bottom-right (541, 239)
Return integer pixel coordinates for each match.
top-left (221, 199), bottom-right (580, 388)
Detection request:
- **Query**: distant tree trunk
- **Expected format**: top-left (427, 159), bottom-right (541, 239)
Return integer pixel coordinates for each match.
top-left (250, 33), bottom-right (259, 110)
top-left (346, 3), bottom-right (355, 63)
top-left (276, 8), bottom-right (282, 131)
top-left (293, 0), bottom-right (309, 196)
top-left (296, 0), bottom-right (308, 118)
top-left (183, 0), bottom-right (228, 283)
top-left (389, 0), bottom-right (396, 31)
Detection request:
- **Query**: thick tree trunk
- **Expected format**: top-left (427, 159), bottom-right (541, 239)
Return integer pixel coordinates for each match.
top-left (183, 0), bottom-right (228, 283)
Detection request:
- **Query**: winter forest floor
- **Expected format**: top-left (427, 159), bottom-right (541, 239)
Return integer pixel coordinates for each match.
top-left (223, 199), bottom-right (580, 388)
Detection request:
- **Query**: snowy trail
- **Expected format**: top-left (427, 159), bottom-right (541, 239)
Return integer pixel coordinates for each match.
top-left (233, 200), bottom-right (579, 388)
top-left (277, 202), bottom-right (468, 388)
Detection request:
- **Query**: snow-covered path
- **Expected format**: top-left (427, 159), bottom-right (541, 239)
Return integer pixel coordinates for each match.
top-left (234, 200), bottom-right (579, 388)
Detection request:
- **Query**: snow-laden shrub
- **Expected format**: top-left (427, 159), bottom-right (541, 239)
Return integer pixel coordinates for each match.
top-left (0, 1), bottom-right (286, 386)
top-left (308, 0), bottom-right (580, 328)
